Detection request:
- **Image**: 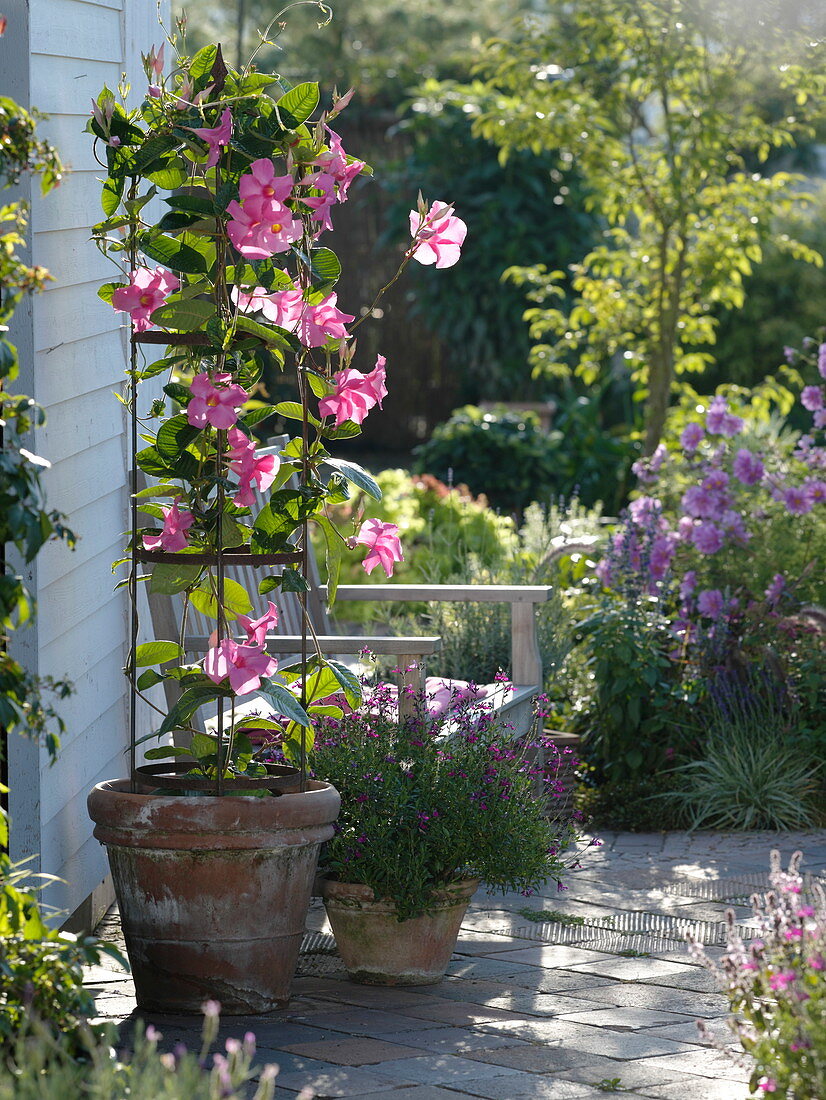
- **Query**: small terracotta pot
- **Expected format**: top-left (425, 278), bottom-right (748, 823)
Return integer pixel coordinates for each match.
top-left (321, 878), bottom-right (479, 985)
top-left (88, 778), bottom-right (340, 1014)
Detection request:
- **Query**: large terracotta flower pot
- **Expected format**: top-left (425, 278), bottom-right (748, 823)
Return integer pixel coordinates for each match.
top-left (88, 778), bottom-right (340, 1014)
top-left (321, 878), bottom-right (478, 985)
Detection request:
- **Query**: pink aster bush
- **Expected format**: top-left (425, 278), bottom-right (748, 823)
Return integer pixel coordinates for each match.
top-left (89, 34), bottom-right (466, 784)
top-left (689, 850), bottom-right (826, 1099)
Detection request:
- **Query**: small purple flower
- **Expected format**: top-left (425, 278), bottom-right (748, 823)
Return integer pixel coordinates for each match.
top-left (818, 342), bottom-right (826, 379)
top-left (805, 478), bottom-right (826, 503)
top-left (719, 509), bottom-right (749, 543)
top-left (801, 385), bottom-right (824, 411)
top-left (783, 485), bottom-right (813, 515)
top-left (732, 448), bottom-right (764, 485)
top-left (628, 495), bottom-right (660, 524)
top-left (764, 573), bottom-right (785, 604)
top-left (814, 409), bottom-right (826, 429)
top-left (693, 521), bottom-right (724, 554)
top-left (702, 469), bottom-right (729, 492)
top-left (783, 345), bottom-right (797, 364)
top-left (679, 570), bottom-right (697, 600)
top-left (676, 515), bottom-right (694, 541)
top-left (705, 397), bottom-right (729, 434)
top-left (682, 485), bottom-right (715, 518)
top-left (680, 422), bottom-right (705, 453)
top-left (697, 588), bottom-right (725, 619)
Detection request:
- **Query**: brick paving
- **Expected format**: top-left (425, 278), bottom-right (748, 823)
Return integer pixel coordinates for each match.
top-left (85, 829), bottom-right (826, 1098)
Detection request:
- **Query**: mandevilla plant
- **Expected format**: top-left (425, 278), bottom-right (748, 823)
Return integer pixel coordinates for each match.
top-left (87, 14), bottom-right (465, 781)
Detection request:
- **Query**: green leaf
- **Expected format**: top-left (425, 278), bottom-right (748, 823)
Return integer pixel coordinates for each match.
top-left (163, 382), bottom-right (192, 406)
top-left (147, 162), bottom-right (188, 190)
top-left (242, 405), bottom-right (279, 428)
top-left (189, 577), bottom-right (252, 619)
top-left (190, 733), bottom-right (218, 759)
top-left (189, 44), bottom-right (218, 85)
top-left (163, 193), bottom-right (214, 215)
top-left (323, 457), bottom-right (381, 500)
top-left (157, 210), bottom-right (210, 233)
top-left (308, 247), bottom-right (341, 288)
top-left (235, 314), bottom-right (301, 352)
top-left (150, 298), bottom-right (214, 331)
top-left (281, 567), bottom-right (310, 593)
top-left (305, 371), bottom-right (334, 399)
top-left (325, 660), bottom-right (362, 710)
top-left (144, 745), bottom-right (190, 759)
top-left (136, 669), bottom-right (165, 690)
top-left (256, 679), bottom-right (312, 728)
top-left (272, 401), bottom-right (321, 426)
top-left (149, 561), bottom-right (202, 595)
top-left (157, 682), bottom-right (226, 737)
top-left (258, 574), bottom-right (282, 595)
top-left (140, 234), bottom-right (208, 275)
top-left (313, 515), bottom-right (342, 604)
top-left (276, 82), bottom-right (319, 129)
top-left (97, 281), bottom-right (123, 305)
top-left (321, 421), bottom-right (362, 440)
top-left (101, 176), bottom-right (124, 217)
top-left (135, 640), bottom-right (185, 667)
top-left (156, 413), bottom-right (200, 459)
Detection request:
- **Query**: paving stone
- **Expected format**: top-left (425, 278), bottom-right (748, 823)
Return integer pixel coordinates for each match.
top-left (278, 1036), bottom-right (424, 1065)
top-left (643, 1081), bottom-right (754, 1100)
top-left (286, 1008), bottom-right (441, 1036)
top-left (442, 1072), bottom-right (605, 1098)
top-left (565, 956), bottom-right (702, 982)
top-left (639, 968), bottom-right (721, 993)
top-left (337, 1088), bottom-right (468, 1100)
top-left (461, 1043), bottom-right (619, 1074)
top-left (557, 1060), bottom-right (700, 1090)
top-left (555, 1007), bottom-right (697, 1031)
top-left (395, 999), bottom-right (529, 1027)
top-left (573, 981), bottom-right (728, 1017)
top-left (629, 1048), bottom-right (751, 1082)
top-left (273, 1063), bottom-right (403, 1096)
top-left (442, 957), bottom-right (550, 981)
top-left (481, 991), bottom-right (612, 1017)
top-left (375, 1027), bottom-right (530, 1055)
top-left (366, 1053), bottom-right (522, 1086)
top-left (485, 945), bottom-right (619, 969)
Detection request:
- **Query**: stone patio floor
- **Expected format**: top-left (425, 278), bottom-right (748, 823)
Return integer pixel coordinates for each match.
top-left (85, 829), bottom-right (826, 1099)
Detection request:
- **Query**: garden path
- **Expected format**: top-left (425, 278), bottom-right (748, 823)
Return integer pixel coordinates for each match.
top-left (86, 829), bottom-right (826, 1099)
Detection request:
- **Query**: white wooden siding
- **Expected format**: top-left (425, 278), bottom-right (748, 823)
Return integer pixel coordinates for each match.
top-left (10, 0), bottom-right (169, 922)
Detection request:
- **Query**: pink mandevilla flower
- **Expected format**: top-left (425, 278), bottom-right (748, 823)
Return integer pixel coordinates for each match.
top-left (349, 519), bottom-right (403, 577)
top-left (318, 355), bottom-right (387, 427)
top-left (410, 201), bottom-right (467, 269)
top-left (238, 158), bottom-right (294, 205)
top-left (142, 499), bottom-right (194, 553)
top-left (298, 293), bottom-right (354, 348)
top-left (111, 266), bottom-right (180, 332)
top-left (236, 601), bottom-right (279, 647)
top-left (226, 427), bottom-right (279, 505)
top-left (188, 107), bottom-right (233, 168)
top-left (187, 372), bottom-right (248, 430)
top-left (312, 128), bottom-right (365, 200)
top-left (203, 638), bottom-right (277, 695)
top-left (302, 171), bottom-right (338, 234)
top-left (226, 194), bottom-right (303, 259)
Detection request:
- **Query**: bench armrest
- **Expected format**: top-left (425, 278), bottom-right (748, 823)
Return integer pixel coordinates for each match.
top-left (326, 584), bottom-right (553, 604)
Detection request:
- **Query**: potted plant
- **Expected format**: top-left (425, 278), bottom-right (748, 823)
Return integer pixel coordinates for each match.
top-left (84, 13), bottom-right (465, 1013)
top-left (301, 682), bottom-right (588, 984)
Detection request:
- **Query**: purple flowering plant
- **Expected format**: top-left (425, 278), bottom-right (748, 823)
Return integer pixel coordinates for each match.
top-left (689, 850), bottom-right (826, 1099)
top-left (595, 350), bottom-right (826, 760)
top-left (306, 681), bottom-right (590, 921)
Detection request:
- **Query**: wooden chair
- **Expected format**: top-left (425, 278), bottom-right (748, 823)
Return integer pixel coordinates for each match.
top-left (146, 440), bottom-right (553, 734)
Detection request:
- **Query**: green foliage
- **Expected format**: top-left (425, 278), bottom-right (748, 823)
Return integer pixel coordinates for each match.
top-left (314, 690), bottom-right (583, 921)
top-left (469, 0), bottom-right (826, 449)
top-left (414, 401), bottom-right (637, 515)
top-left (662, 674), bottom-right (823, 831)
top-left (389, 82), bottom-right (594, 400)
top-left (574, 771), bottom-right (684, 833)
top-left (0, 1014), bottom-right (280, 1099)
top-left (575, 593), bottom-right (694, 783)
top-left (0, 860), bottom-right (127, 1054)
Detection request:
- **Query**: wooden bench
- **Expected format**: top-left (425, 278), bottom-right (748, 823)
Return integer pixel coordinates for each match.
top-left (145, 441), bottom-right (554, 735)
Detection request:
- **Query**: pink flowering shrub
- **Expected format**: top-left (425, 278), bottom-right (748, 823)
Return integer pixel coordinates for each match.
top-left (308, 682), bottom-right (591, 920)
top-left (689, 851), bottom-right (826, 1099)
top-left (89, 34), bottom-right (465, 780)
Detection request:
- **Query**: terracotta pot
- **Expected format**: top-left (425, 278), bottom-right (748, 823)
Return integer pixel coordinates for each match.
top-left (321, 878), bottom-right (479, 985)
top-left (88, 778), bottom-right (340, 1014)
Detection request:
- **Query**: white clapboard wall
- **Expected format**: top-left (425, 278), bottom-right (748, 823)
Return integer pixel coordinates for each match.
top-left (4, 0), bottom-right (169, 929)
